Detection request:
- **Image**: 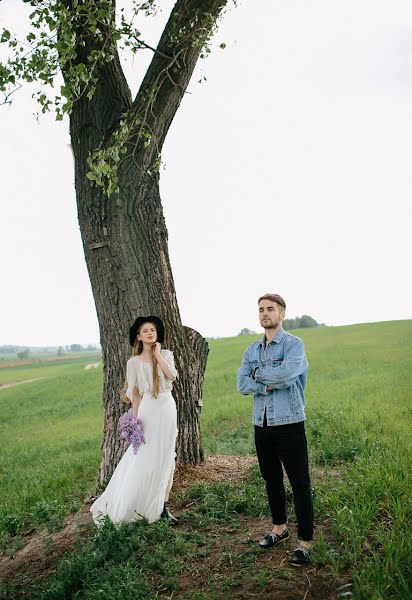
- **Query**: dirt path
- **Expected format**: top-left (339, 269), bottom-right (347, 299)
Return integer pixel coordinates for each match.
top-left (0, 377), bottom-right (45, 390)
top-left (0, 456), bottom-right (347, 599)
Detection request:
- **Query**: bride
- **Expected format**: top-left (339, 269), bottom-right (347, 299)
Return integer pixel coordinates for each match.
top-left (90, 315), bottom-right (178, 526)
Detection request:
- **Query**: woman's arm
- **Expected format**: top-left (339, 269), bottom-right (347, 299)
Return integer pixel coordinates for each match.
top-left (131, 386), bottom-right (141, 417)
top-left (154, 345), bottom-right (177, 381)
top-left (126, 358), bottom-right (141, 411)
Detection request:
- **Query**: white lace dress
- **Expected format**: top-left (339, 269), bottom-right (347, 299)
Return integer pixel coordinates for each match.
top-left (90, 350), bottom-right (178, 525)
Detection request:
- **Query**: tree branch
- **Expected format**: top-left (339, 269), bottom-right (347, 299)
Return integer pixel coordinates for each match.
top-left (128, 0), bottom-right (228, 161)
top-left (65, 0), bottom-right (132, 158)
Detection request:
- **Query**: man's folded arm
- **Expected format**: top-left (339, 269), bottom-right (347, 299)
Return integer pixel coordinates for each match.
top-left (255, 338), bottom-right (306, 386)
top-left (269, 376), bottom-right (299, 389)
top-left (237, 350), bottom-right (262, 395)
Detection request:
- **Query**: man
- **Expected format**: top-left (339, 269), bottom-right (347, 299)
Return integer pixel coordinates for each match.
top-left (237, 293), bottom-right (313, 567)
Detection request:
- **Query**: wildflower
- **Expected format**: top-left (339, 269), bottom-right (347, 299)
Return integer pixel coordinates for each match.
top-left (119, 409), bottom-right (145, 454)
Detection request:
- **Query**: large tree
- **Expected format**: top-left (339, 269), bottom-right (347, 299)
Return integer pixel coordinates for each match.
top-left (0, 0), bottom-right (229, 483)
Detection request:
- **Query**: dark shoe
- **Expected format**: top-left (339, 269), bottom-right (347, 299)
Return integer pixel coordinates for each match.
top-left (160, 502), bottom-right (178, 526)
top-left (258, 528), bottom-right (289, 548)
top-left (289, 547), bottom-right (311, 567)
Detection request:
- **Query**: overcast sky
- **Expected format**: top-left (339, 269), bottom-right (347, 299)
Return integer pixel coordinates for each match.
top-left (1, 0), bottom-right (411, 346)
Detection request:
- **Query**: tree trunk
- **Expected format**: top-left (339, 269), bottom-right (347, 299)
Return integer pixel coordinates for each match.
top-left (65, 0), bottom-right (227, 483)
top-left (72, 153), bottom-right (209, 482)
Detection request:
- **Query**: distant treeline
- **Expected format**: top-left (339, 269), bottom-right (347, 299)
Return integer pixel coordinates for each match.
top-left (238, 315), bottom-right (324, 336)
top-left (283, 315), bottom-right (324, 330)
top-left (0, 344), bottom-right (100, 357)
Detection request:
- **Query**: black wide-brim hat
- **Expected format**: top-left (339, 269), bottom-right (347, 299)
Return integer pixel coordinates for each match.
top-left (129, 315), bottom-right (165, 346)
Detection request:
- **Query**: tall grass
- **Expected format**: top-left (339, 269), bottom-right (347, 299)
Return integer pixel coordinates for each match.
top-left (0, 321), bottom-right (411, 598)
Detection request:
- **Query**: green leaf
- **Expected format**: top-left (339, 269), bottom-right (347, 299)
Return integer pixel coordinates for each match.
top-left (1, 29), bottom-right (11, 43)
top-left (220, 43), bottom-right (226, 49)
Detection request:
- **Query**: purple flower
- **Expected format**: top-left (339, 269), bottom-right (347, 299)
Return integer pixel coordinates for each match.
top-left (119, 408), bottom-right (146, 454)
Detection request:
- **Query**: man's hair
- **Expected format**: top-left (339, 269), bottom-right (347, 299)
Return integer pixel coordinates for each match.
top-left (258, 293), bottom-right (286, 310)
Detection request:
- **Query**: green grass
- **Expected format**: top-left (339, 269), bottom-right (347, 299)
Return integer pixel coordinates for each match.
top-left (0, 321), bottom-right (411, 598)
top-left (0, 472), bottom-right (300, 600)
top-left (0, 357), bottom-right (103, 548)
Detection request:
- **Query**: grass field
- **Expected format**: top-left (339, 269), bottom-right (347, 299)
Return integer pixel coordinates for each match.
top-left (0, 355), bottom-right (103, 538)
top-left (0, 322), bottom-right (411, 599)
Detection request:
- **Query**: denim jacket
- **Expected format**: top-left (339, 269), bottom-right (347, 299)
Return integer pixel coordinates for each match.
top-left (237, 327), bottom-right (308, 427)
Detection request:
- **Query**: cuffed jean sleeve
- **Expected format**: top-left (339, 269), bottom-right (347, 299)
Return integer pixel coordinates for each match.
top-left (256, 381), bottom-right (268, 395)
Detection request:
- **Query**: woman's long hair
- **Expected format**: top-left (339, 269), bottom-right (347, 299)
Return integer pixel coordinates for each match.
top-left (121, 321), bottom-right (160, 403)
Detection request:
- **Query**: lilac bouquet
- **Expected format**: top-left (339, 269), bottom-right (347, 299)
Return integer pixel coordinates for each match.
top-left (119, 409), bottom-right (145, 454)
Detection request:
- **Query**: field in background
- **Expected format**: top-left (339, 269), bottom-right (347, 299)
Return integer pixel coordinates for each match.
top-left (0, 322), bottom-right (411, 598)
top-left (0, 352), bottom-right (101, 381)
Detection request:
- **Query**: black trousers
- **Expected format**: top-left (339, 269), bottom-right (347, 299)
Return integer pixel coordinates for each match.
top-left (254, 418), bottom-right (313, 541)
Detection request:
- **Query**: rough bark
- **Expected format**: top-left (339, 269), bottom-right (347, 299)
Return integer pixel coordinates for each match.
top-left (65, 0), bottom-right (227, 483)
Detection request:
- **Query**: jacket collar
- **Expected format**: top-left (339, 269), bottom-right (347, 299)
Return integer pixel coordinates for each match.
top-left (260, 326), bottom-right (285, 346)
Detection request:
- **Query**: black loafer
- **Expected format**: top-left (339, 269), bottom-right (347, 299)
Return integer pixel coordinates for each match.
top-left (289, 547), bottom-right (311, 567)
top-left (259, 528), bottom-right (289, 548)
top-left (160, 502), bottom-right (178, 526)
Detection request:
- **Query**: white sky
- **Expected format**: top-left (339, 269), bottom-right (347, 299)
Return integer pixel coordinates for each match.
top-left (1, 0), bottom-right (411, 346)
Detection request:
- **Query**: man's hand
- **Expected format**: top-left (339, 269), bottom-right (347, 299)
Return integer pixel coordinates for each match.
top-left (266, 386), bottom-right (273, 392)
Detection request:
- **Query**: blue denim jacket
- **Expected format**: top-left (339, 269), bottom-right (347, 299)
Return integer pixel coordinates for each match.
top-left (237, 327), bottom-right (308, 427)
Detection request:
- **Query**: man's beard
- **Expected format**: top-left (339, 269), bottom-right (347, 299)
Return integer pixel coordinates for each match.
top-left (262, 320), bottom-right (280, 329)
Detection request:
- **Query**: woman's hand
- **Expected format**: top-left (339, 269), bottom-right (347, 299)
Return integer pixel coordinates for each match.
top-left (154, 347), bottom-right (177, 381)
top-left (152, 342), bottom-right (162, 357)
